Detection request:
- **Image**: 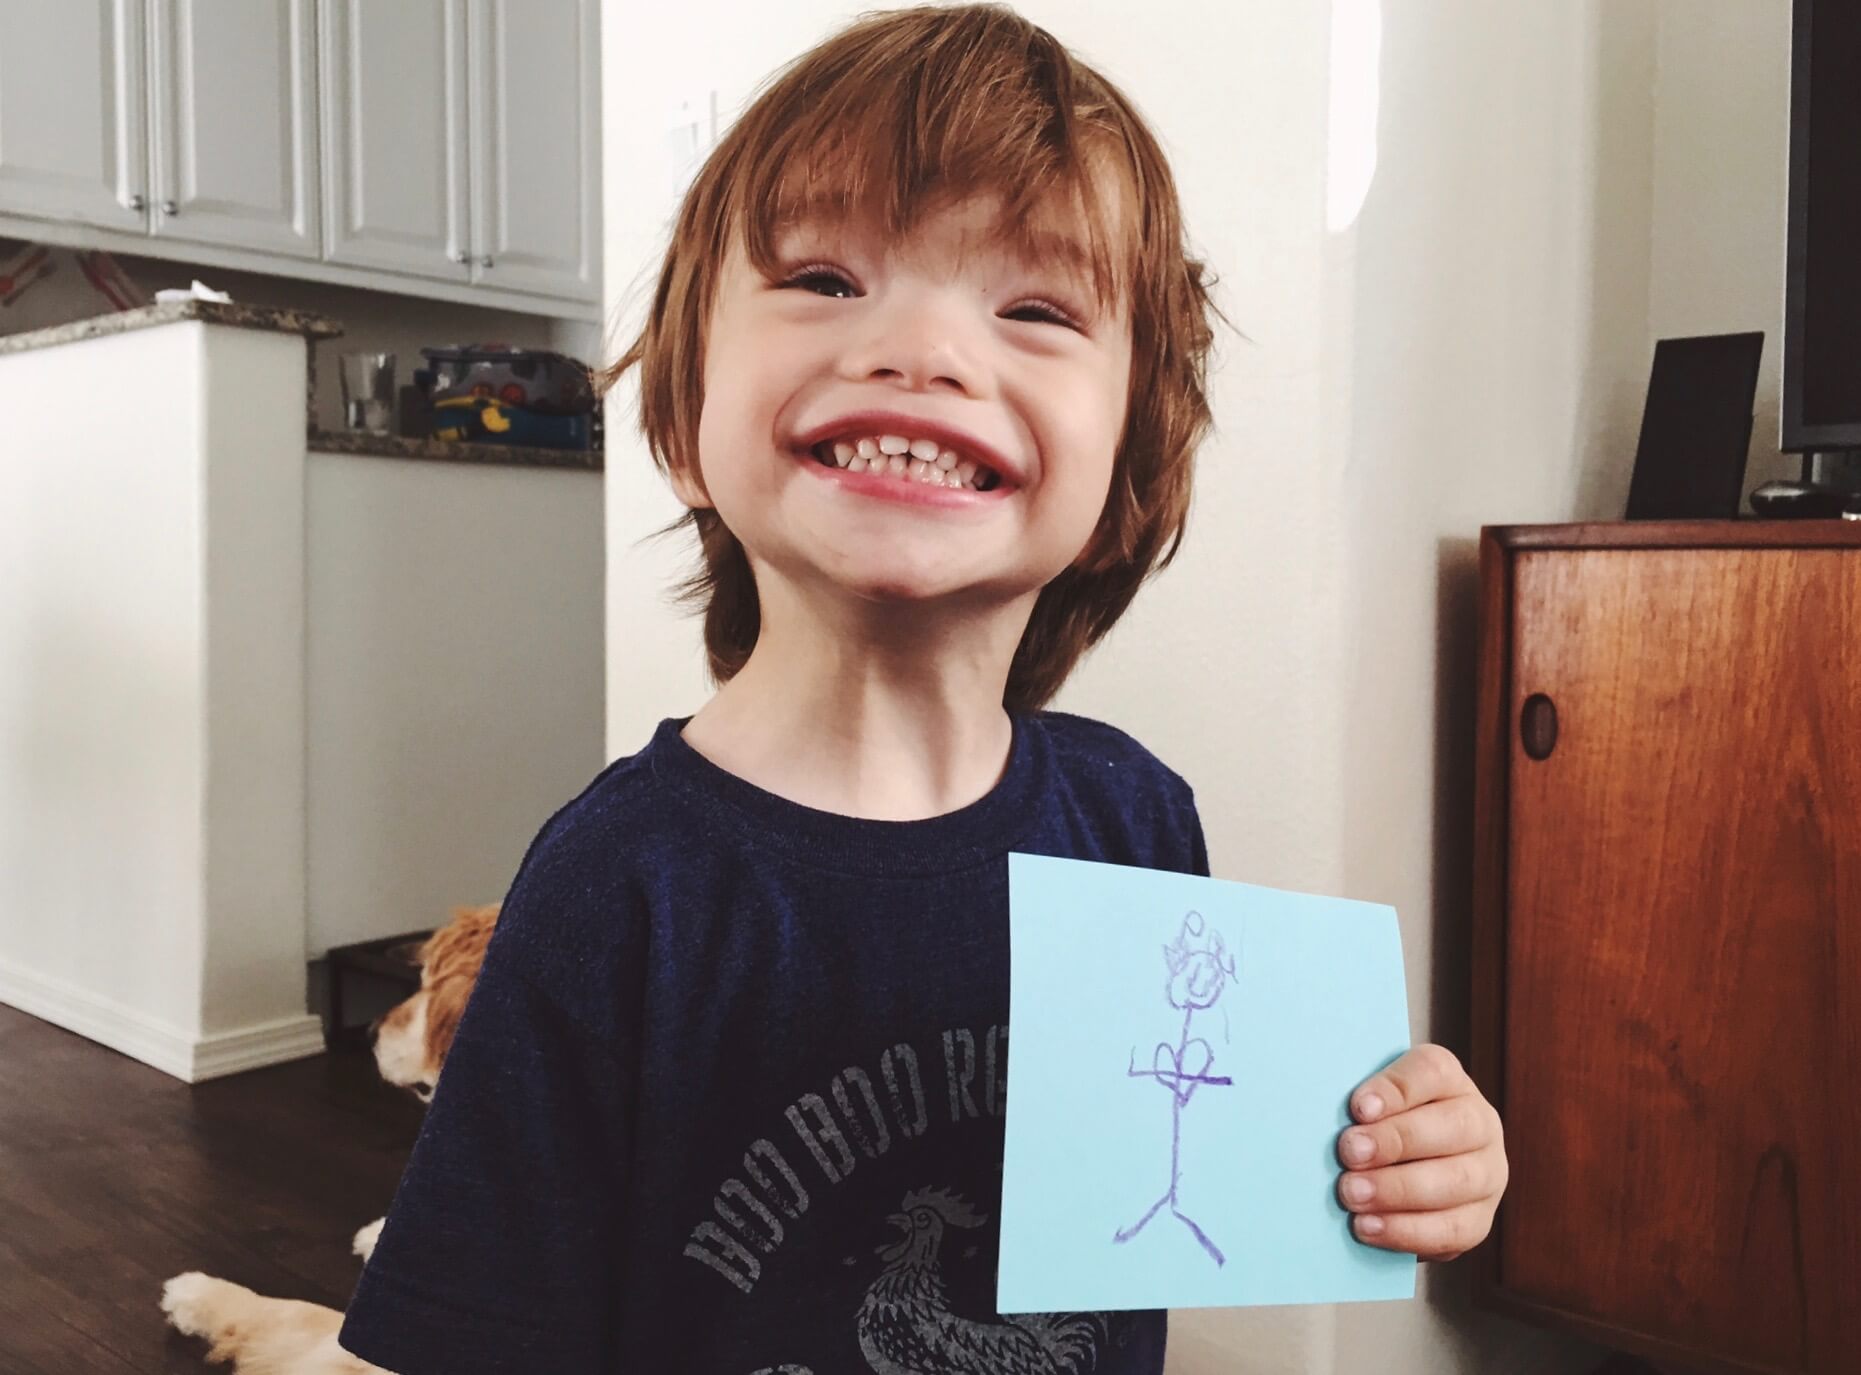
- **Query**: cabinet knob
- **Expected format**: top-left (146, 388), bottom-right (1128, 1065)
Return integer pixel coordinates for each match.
top-left (1520, 693), bottom-right (1558, 761)
top-left (161, 199), bottom-right (178, 215)
top-left (128, 193), bottom-right (146, 212)
top-left (452, 249), bottom-right (470, 264)
top-left (479, 255), bottom-right (494, 269)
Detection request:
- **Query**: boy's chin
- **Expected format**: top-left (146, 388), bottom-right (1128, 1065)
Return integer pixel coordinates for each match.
top-left (817, 567), bottom-right (1040, 611)
top-left (755, 544), bottom-right (1052, 610)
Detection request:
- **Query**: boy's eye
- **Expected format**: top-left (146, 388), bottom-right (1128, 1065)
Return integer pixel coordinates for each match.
top-left (779, 265), bottom-right (858, 299)
top-left (1004, 299), bottom-right (1083, 330)
top-left (775, 263), bottom-right (1084, 330)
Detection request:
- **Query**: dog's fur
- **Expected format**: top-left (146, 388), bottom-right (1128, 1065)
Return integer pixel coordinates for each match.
top-left (161, 904), bottom-right (500, 1373)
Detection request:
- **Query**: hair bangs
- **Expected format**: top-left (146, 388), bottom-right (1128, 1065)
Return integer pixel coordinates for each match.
top-left (729, 15), bottom-right (1138, 312)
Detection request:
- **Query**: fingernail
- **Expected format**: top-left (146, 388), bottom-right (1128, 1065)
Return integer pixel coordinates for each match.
top-left (1345, 1132), bottom-right (1374, 1163)
top-left (1343, 1176), bottom-right (1373, 1204)
top-left (1357, 1214), bottom-right (1385, 1237)
top-left (1357, 1092), bottom-right (1385, 1121)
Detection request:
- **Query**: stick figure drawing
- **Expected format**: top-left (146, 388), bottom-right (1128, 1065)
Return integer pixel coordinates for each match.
top-left (1114, 909), bottom-right (1236, 1266)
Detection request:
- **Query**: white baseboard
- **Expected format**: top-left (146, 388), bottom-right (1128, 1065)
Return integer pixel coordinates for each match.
top-left (0, 956), bottom-right (326, 1083)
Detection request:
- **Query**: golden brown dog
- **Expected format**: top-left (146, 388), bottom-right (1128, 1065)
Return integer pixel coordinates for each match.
top-left (367, 903), bottom-right (500, 1105)
top-left (160, 904), bottom-right (500, 1374)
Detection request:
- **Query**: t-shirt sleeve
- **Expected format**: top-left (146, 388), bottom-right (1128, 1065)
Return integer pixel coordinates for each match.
top-left (1185, 787), bottom-right (1212, 878)
top-left (1181, 782), bottom-right (1212, 878)
top-left (336, 835), bottom-right (630, 1372)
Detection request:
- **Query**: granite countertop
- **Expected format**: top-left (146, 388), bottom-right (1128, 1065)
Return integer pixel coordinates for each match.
top-left (3, 299), bottom-right (602, 471)
top-left (0, 299), bottom-right (342, 355)
top-left (307, 427), bottom-right (603, 471)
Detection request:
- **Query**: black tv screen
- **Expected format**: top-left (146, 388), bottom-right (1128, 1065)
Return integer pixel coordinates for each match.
top-left (1784, 0), bottom-right (1861, 451)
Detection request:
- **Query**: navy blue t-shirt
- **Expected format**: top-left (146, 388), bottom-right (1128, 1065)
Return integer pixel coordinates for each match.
top-left (338, 708), bottom-right (1208, 1374)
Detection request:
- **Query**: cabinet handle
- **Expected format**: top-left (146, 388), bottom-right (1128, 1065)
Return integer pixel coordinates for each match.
top-left (1520, 693), bottom-right (1558, 761)
top-left (161, 199), bottom-right (178, 215)
top-left (128, 193), bottom-right (146, 212)
top-left (480, 255), bottom-right (494, 269)
top-left (452, 249), bottom-right (470, 264)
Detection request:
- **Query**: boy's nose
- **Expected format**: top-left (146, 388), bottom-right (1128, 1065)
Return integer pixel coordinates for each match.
top-left (863, 360), bottom-right (969, 395)
top-left (844, 306), bottom-right (978, 394)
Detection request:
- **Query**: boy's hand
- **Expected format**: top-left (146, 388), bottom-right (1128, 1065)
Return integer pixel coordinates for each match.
top-left (1335, 1044), bottom-right (1507, 1262)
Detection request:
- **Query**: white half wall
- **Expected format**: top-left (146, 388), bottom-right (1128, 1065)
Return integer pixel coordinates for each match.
top-left (0, 321), bottom-right (324, 1080)
top-left (305, 449), bottom-right (606, 957)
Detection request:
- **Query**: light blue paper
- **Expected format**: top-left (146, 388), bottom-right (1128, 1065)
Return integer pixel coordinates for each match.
top-left (998, 852), bottom-right (1416, 1313)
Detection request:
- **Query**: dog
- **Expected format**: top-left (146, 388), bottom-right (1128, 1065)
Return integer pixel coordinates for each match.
top-left (161, 904), bottom-right (500, 1373)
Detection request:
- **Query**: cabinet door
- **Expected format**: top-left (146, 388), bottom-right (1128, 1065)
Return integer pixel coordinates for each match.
top-left (466, 0), bottom-right (598, 302)
top-left (0, 0), bottom-right (147, 232)
top-left (148, 0), bottom-right (318, 257)
top-left (321, 0), bottom-right (470, 282)
top-left (1503, 547), bottom-right (1861, 1372)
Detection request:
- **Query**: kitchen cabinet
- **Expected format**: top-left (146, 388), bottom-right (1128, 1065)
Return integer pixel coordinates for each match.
top-left (1471, 522), bottom-right (1861, 1373)
top-left (0, 0), bottom-right (599, 315)
top-left (149, 0), bottom-right (319, 258)
top-left (322, 0), bottom-right (599, 302)
top-left (465, 0), bottom-right (600, 301)
top-left (0, 0), bottom-right (148, 234)
top-left (319, 0), bottom-right (471, 282)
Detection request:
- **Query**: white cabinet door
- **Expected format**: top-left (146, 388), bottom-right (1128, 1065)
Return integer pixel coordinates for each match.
top-left (320, 0), bottom-right (470, 283)
top-left (466, 0), bottom-right (598, 302)
top-left (0, 0), bottom-right (148, 232)
top-left (148, 0), bottom-right (319, 257)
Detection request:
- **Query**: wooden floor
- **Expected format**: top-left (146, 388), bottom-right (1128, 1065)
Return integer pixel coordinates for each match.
top-left (0, 1002), bottom-right (424, 1374)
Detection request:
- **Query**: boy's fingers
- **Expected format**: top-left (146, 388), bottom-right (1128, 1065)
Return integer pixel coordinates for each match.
top-left (1336, 1144), bottom-right (1504, 1214)
top-left (1336, 1094), bottom-right (1499, 1169)
top-left (1351, 1043), bottom-right (1470, 1123)
top-left (1349, 1199), bottom-right (1494, 1261)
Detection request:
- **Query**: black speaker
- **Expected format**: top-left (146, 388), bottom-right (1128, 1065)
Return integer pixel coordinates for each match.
top-left (1624, 332), bottom-right (1764, 520)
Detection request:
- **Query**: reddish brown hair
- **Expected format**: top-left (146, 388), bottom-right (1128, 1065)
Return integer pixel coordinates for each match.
top-left (598, 2), bottom-right (1226, 711)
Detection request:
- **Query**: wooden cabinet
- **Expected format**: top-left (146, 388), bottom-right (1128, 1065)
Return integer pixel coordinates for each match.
top-left (1471, 523), bottom-right (1861, 1374)
top-left (149, 0), bottom-right (319, 258)
top-left (0, 0), bottom-right (148, 233)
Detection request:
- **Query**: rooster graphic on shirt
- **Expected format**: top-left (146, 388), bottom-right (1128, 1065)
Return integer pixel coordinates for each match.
top-left (856, 1187), bottom-right (1103, 1375)
top-left (744, 1186), bottom-right (1107, 1375)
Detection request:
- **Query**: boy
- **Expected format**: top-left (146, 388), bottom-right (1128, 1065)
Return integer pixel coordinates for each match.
top-left (338, 6), bottom-right (1506, 1372)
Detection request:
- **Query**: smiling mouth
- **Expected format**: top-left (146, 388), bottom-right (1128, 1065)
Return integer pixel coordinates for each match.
top-left (807, 435), bottom-right (1006, 492)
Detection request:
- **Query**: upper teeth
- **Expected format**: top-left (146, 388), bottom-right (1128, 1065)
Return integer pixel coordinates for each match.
top-left (818, 434), bottom-right (999, 491)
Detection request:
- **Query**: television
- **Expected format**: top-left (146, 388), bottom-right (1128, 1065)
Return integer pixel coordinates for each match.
top-left (1783, 0), bottom-right (1861, 455)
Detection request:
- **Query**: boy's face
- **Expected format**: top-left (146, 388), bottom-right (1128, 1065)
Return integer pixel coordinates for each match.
top-left (679, 191), bottom-right (1134, 623)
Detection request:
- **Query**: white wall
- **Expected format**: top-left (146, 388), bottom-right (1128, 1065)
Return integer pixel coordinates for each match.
top-left (1650, 1), bottom-right (1794, 494)
top-left (305, 449), bottom-right (605, 956)
top-left (602, 1), bottom-right (1785, 1370)
top-left (1325, 3), bottom-right (1660, 1371)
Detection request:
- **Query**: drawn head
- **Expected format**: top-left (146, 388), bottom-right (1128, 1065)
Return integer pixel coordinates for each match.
top-left (1163, 909), bottom-right (1234, 1011)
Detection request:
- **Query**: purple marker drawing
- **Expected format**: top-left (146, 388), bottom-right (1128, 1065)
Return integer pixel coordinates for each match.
top-left (1114, 909), bottom-right (1236, 1266)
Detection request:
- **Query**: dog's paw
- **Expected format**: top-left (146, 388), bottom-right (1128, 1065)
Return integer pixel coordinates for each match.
top-left (352, 1217), bottom-right (385, 1262)
top-left (160, 1271), bottom-right (230, 1337)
